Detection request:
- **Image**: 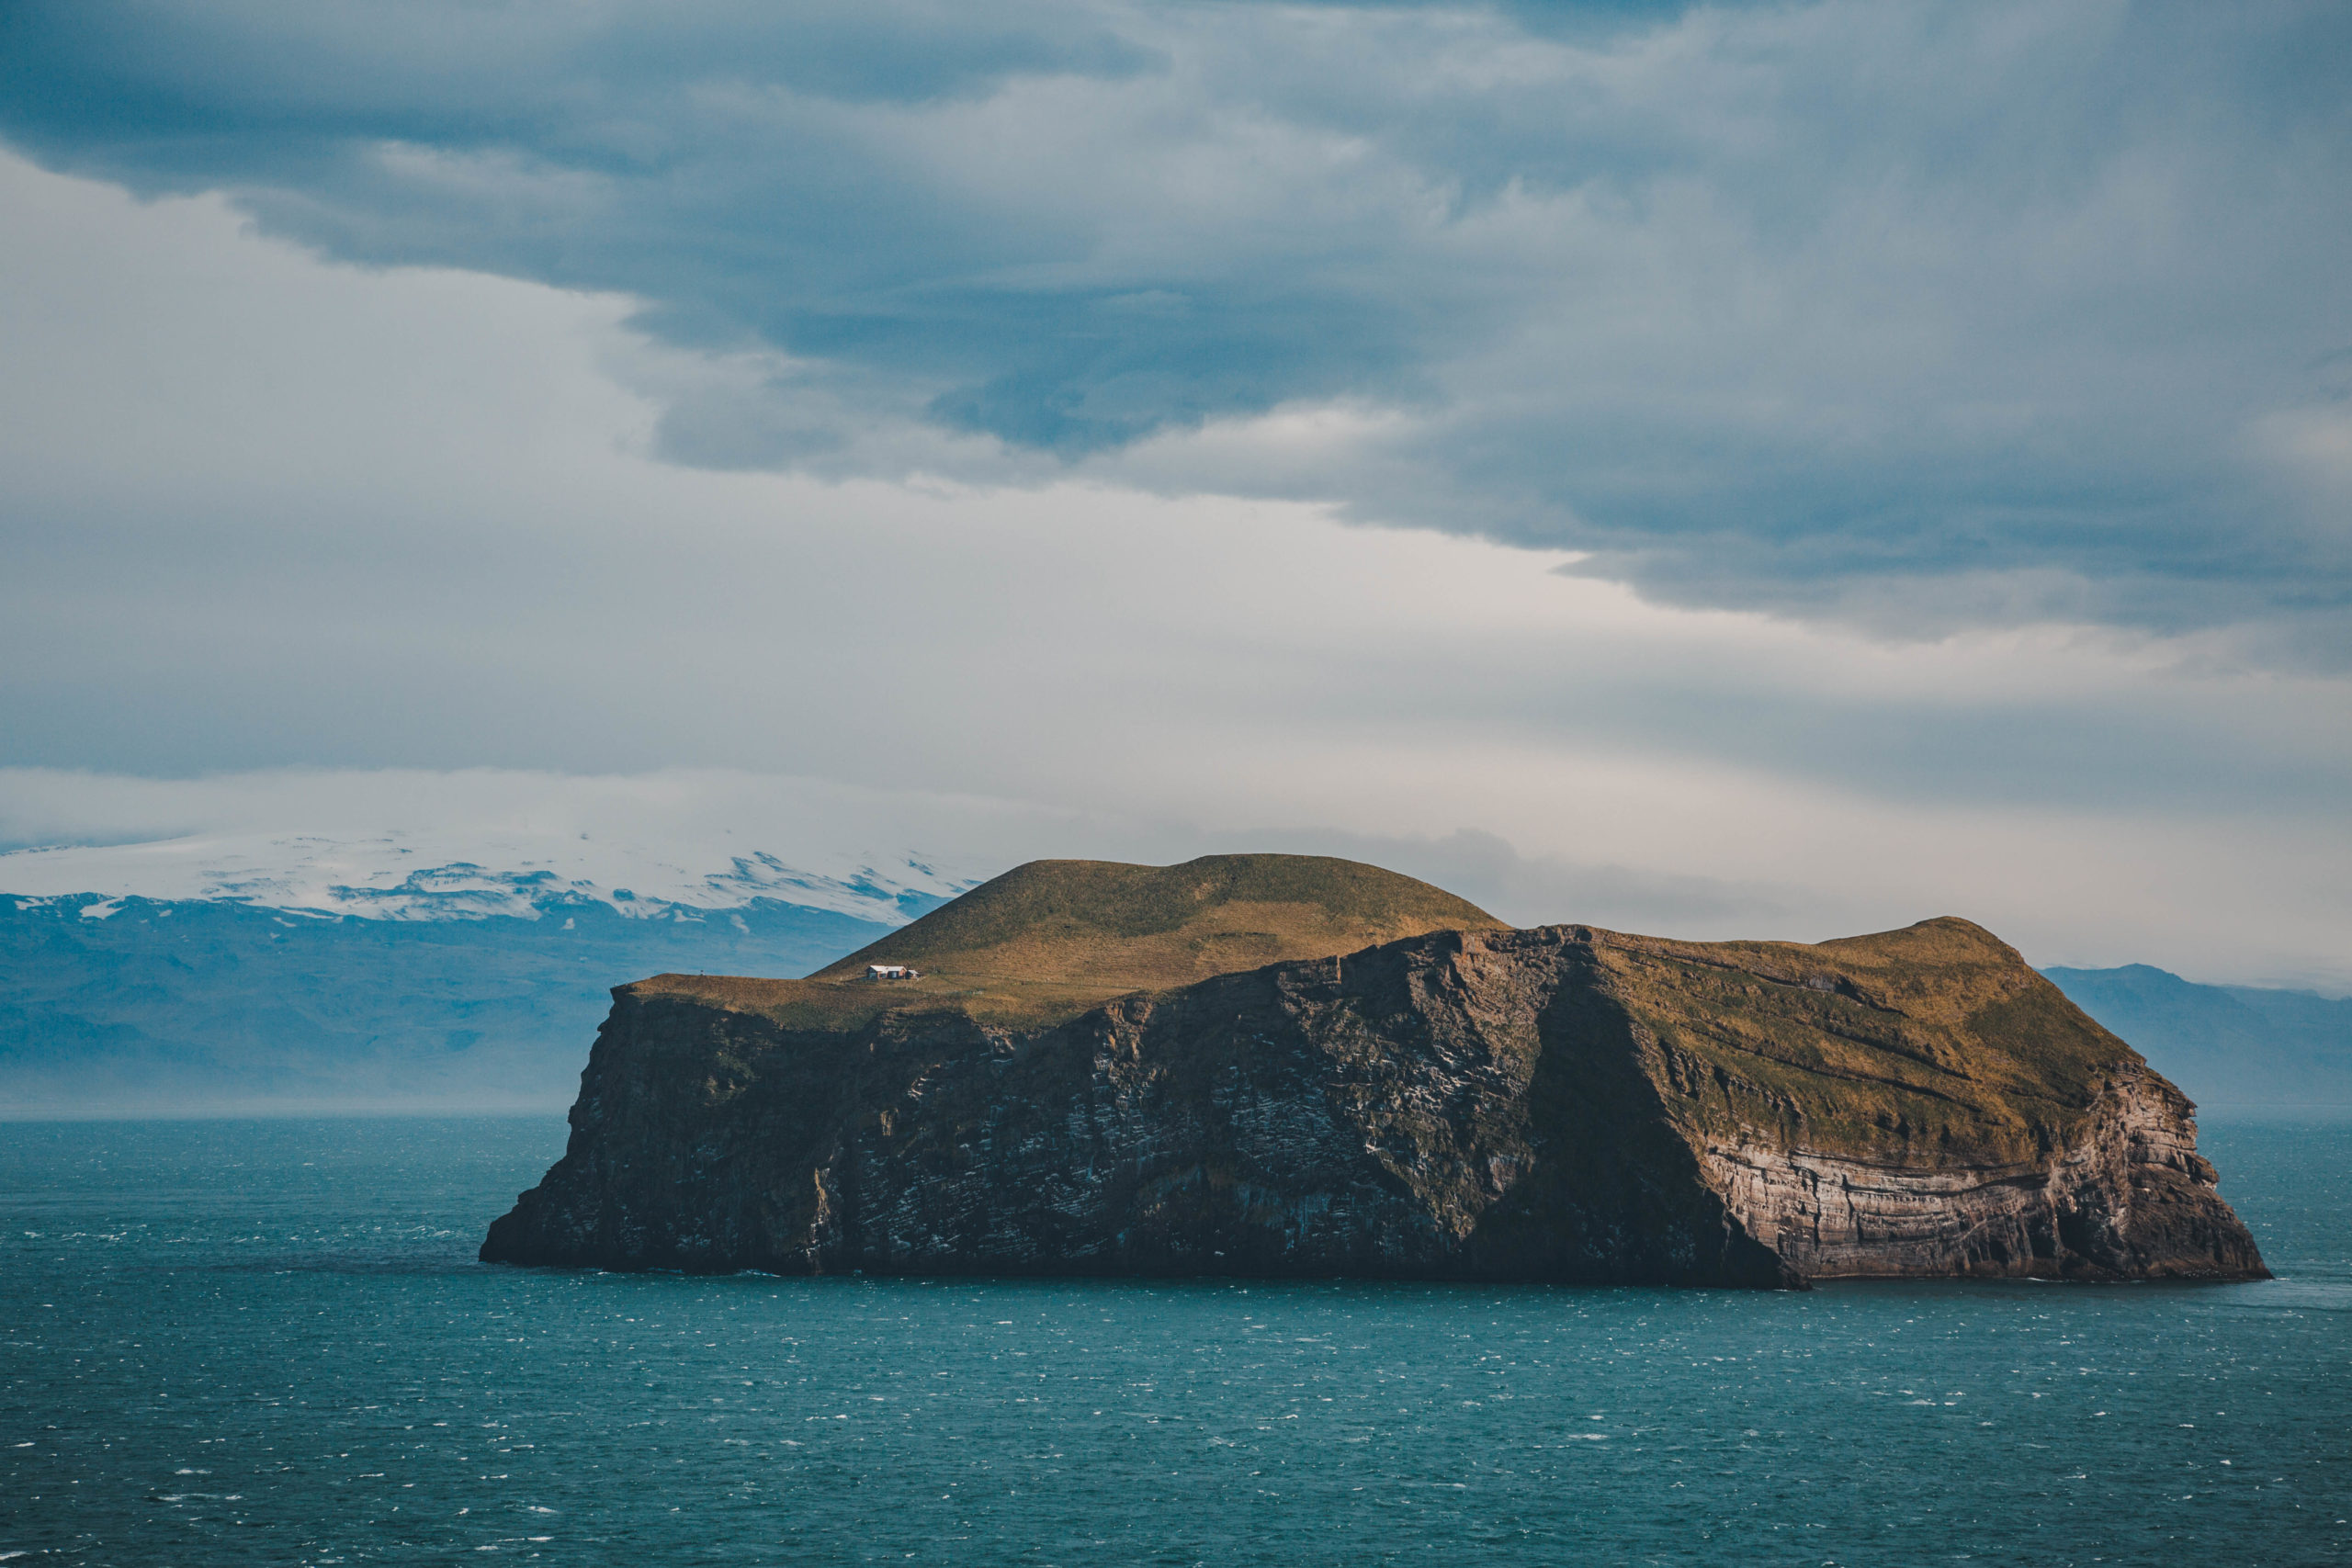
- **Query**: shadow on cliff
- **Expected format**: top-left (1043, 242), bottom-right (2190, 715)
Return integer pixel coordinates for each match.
top-left (1461, 948), bottom-right (1796, 1289)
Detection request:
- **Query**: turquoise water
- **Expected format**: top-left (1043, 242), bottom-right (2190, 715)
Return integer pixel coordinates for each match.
top-left (3, 1119), bottom-right (2346, 1566)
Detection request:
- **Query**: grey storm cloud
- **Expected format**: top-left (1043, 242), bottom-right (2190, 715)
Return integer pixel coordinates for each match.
top-left (4, 0), bottom-right (2347, 646)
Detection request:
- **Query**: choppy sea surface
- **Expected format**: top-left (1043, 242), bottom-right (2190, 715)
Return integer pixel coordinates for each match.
top-left (2, 1118), bottom-right (2346, 1566)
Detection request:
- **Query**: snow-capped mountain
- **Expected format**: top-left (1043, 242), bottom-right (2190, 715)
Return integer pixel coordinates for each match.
top-left (0, 821), bottom-right (994, 1116)
top-left (0, 768), bottom-right (1104, 1113)
top-left (0, 830), bottom-right (977, 927)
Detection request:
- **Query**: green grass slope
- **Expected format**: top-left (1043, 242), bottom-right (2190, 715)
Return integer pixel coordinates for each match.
top-left (1595, 917), bottom-right (2143, 1164)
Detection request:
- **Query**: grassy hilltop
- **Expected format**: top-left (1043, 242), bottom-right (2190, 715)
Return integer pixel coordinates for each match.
top-left (633, 853), bottom-right (1504, 1029)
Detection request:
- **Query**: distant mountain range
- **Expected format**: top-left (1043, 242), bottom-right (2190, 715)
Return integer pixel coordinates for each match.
top-left (0, 835), bottom-right (2341, 1118)
top-left (0, 827), bottom-right (970, 925)
top-left (0, 833), bottom-right (974, 1115)
top-left (0, 887), bottom-right (936, 1116)
top-left (2042, 964), bottom-right (2352, 1115)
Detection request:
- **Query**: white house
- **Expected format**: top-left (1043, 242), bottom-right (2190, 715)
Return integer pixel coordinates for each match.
top-left (865, 964), bottom-right (920, 980)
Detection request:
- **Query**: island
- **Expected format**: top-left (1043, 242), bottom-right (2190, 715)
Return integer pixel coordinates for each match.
top-left (481, 854), bottom-right (2266, 1288)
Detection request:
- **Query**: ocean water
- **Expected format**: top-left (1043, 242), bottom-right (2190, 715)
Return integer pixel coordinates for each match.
top-left (2, 1118), bottom-right (2346, 1566)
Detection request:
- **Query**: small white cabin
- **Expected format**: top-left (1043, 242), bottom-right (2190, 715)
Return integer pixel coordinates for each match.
top-left (865, 964), bottom-right (920, 981)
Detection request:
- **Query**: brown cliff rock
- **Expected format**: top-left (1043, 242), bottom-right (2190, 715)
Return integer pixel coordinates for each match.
top-left (481, 864), bottom-right (2264, 1288)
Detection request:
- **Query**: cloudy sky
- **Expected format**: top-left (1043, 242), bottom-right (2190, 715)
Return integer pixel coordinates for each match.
top-left (2, 0), bottom-right (2347, 987)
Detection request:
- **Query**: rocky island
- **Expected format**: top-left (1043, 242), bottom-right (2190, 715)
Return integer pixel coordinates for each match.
top-left (482, 854), bottom-right (2266, 1288)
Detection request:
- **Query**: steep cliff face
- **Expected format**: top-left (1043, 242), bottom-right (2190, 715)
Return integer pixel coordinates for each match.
top-left (483, 915), bottom-right (2264, 1287)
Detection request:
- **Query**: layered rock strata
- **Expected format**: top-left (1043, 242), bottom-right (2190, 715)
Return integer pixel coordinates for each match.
top-left (482, 919), bottom-right (2266, 1287)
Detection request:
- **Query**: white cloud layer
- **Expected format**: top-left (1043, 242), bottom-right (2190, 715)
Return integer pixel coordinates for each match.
top-left (0, 150), bottom-right (2346, 991)
top-left (7, 0), bottom-right (2346, 647)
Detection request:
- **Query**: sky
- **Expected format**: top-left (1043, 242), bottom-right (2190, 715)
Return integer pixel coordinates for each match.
top-left (1, 0), bottom-right (2347, 989)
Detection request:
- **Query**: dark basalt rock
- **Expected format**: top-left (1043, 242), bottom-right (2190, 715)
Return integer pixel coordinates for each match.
top-left (482, 918), bottom-right (2266, 1288)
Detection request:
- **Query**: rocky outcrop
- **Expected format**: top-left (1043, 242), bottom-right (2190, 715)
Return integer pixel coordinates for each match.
top-left (1694, 1069), bottom-right (2252, 1280)
top-left (482, 919), bottom-right (2266, 1287)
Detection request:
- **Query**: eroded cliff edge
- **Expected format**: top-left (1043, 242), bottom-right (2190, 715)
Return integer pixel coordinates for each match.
top-left (482, 914), bottom-right (2264, 1287)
